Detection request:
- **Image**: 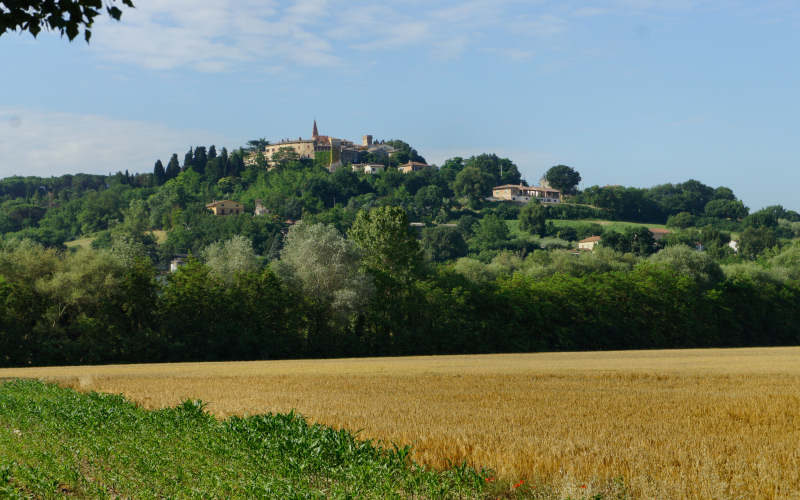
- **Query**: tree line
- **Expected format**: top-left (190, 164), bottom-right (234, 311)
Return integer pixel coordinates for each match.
top-left (2, 206), bottom-right (799, 368)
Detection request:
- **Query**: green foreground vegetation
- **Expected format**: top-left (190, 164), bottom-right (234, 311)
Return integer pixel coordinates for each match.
top-left (0, 379), bottom-right (496, 499)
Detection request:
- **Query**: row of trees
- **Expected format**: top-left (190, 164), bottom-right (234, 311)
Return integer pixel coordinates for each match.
top-left (2, 206), bottom-right (800, 367)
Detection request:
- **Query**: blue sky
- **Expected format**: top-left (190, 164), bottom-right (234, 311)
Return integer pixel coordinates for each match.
top-left (1, 0), bottom-right (799, 211)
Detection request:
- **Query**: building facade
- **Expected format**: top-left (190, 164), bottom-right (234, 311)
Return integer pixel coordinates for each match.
top-left (492, 184), bottom-right (562, 203)
top-left (206, 200), bottom-right (244, 216)
top-left (578, 236), bottom-right (602, 251)
top-left (352, 163), bottom-right (386, 174)
top-left (398, 161), bottom-right (430, 174)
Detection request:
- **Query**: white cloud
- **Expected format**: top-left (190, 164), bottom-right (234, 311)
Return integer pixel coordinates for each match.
top-left (0, 108), bottom-right (235, 178)
top-left (82, 0), bottom-right (753, 72)
top-left (84, 0), bottom-right (564, 71)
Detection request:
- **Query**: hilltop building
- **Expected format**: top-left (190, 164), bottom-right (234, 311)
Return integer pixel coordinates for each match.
top-left (244, 121), bottom-right (396, 171)
top-left (492, 184), bottom-right (561, 203)
top-left (206, 200), bottom-right (244, 216)
top-left (398, 161), bottom-right (431, 174)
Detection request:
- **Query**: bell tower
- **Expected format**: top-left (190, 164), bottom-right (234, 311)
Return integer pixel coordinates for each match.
top-left (312, 120), bottom-right (319, 140)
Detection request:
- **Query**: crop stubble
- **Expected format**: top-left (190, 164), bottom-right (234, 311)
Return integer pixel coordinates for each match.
top-left (2, 347), bottom-right (799, 499)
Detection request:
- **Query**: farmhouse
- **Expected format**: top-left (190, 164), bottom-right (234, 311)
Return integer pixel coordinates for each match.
top-left (206, 200), bottom-right (244, 216)
top-left (492, 184), bottom-right (561, 203)
top-left (578, 235), bottom-right (602, 251)
top-left (398, 161), bottom-right (431, 174)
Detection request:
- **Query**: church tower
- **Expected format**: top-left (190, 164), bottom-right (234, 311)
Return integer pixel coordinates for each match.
top-left (312, 120), bottom-right (319, 141)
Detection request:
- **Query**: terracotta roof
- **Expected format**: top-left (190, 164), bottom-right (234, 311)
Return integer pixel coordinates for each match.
top-left (579, 236), bottom-right (602, 243)
top-left (493, 184), bottom-right (562, 193)
top-left (649, 227), bottom-right (671, 234)
top-left (205, 200), bottom-right (242, 208)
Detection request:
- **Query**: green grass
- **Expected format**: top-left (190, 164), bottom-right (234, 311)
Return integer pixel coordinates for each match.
top-left (65, 230), bottom-right (167, 249)
top-left (506, 219), bottom-right (667, 239)
top-left (0, 379), bottom-right (492, 499)
top-left (64, 236), bottom-right (95, 249)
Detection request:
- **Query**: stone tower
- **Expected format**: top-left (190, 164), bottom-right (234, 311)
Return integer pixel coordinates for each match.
top-left (312, 120), bottom-right (319, 140)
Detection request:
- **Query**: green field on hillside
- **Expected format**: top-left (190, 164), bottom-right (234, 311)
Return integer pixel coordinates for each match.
top-left (0, 380), bottom-right (490, 499)
top-left (506, 218), bottom-right (667, 239)
top-left (65, 230), bottom-right (167, 249)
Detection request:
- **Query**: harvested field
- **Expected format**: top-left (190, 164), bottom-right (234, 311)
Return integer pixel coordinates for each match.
top-left (3, 347), bottom-right (800, 499)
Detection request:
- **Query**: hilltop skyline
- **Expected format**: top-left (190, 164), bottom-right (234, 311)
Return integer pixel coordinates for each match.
top-left (1, 0), bottom-right (799, 211)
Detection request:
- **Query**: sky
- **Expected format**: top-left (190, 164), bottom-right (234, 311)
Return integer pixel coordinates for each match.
top-left (1, 0), bottom-right (799, 211)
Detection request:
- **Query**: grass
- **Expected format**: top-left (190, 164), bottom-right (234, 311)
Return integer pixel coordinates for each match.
top-left (65, 230), bottom-right (167, 249)
top-left (64, 236), bottom-right (95, 250)
top-left (3, 348), bottom-right (800, 499)
top-left (0, 379), bottom-right (492, 499)
top-left (506, 219), bottom-right (667, 240)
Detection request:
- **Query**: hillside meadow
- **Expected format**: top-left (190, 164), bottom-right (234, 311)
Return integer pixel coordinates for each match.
top-left (3, 347), bottom-right (800, 499)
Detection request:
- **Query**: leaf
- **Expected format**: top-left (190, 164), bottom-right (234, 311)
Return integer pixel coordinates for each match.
top-left (107, 6), bottom-right (122, 20)
top-left (66, 22), bottom-right (79, 40)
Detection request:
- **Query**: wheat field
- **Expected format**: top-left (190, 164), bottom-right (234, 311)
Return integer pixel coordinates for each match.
top-left (3, 347), bottom-right (800, 499)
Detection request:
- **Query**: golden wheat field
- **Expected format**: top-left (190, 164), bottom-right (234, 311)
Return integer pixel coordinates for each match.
top-left (3, 347), bottom-right (800, 499)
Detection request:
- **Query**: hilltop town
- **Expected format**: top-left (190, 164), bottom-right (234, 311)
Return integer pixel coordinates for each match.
top-left (244, 121), bottom-right (410, 171)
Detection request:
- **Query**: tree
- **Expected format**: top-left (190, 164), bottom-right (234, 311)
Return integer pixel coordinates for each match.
top-left (739, 226), bottom-right (777, 260)
top-left (202, 235), bottom-right (259, 283)
top-left (192, 146), bottom-right (207, 174)
top-left (464, 154), bottom-right (521, 185)
top-left (649, 245), bottom-right (724, 288)
top-left (273, 223), bottom-right (373, 354)
top-left (704, 199), bottom-right (748, 220)
top-left (385, 139), bottom-right (425, 164)
top-left (183, 148), bottom-right (193, 171)
top-left (666, 212), bottom-right (695, 228)
top-left (153, 160), bottom-right (166, 186)
top-left (245, 138), bottom-right (270, 153)
top-left (453, 166), bottom-right (493, 208)
top-left (165, 154), bottom-right (181, 180)
top-left (110, 199), bottom-right (156, 265)
top-left (0, 0), bottom-right (134, 42)
top-left (473, 214), bottom-right (510, 250)
top-left (348, 206), bottom-right (422, 279)
top-left (518, 201), bottom-right (547, 236)
top-left (543, 165), bottom-right (581, 195)
top-left (422, 226), bottom-right (468, 262)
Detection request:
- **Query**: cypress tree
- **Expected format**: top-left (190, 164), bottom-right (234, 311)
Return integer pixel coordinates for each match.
top-left (153, 159), bottom-right (166, 186)
top-left (193, 146), bottom-right (207, 174)
top-left (183, 148), bottom-right (193, 171)
top-left (208, 145), bottom-right (217, 160)
top-left (166, 154), bottom-right (181, 180)
top-left (229, 152), bottom-right (245, 177)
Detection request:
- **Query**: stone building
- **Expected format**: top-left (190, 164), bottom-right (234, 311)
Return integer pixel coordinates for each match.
top-left (206, 200), bottom-right (244, 216)
top-left (245, 121), bottom-right (396, 171)
top-left (398, 161), bottom-right (430, 174)
top-left (492, 184), bottom-right (561, 203)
